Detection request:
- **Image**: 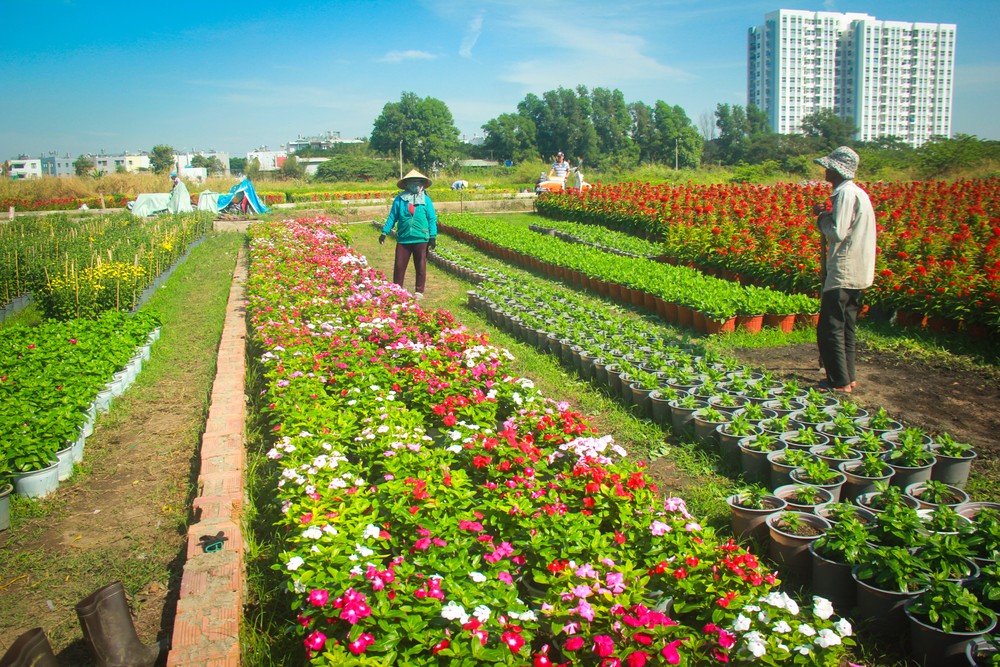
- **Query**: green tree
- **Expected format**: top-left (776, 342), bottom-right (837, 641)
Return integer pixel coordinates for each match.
top-left (73, 155), bottom-right (94, 176)
top-left (652, 102), bottom-right (702, 169)
top-left (629, 101), bottom-right (657, 164)
top-left (204, 156), bottom-right (225, 176)
top-left (229, 157), bottom-right (247, 175)
top-left (279, 155), bottom-right (305, 180)
top-left (801, 109), bottom-right (857, 150)
top-left (914, 134), bottom-right (995, 178)
top-left (314, 154), bottom-right (396, 182)
top-left (246, 158), bottom-right (261, 181)
top-left (590, 87), bottom-right (637, 169)
top-left (149, 144), bottom-right (175, 175)
top-left (370, 92), bottom-right (461, 173)
top-left (481, 113), bottom-right (537, 164)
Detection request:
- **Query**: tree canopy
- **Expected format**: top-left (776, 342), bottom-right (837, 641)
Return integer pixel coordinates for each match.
top-left (149, 145), bottom-right (175, 175)
top-left (370, 92), bottom-right (461, 173)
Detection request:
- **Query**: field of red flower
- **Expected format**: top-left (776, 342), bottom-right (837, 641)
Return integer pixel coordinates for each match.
top-left (537, 179), bottom-right (1000, 334)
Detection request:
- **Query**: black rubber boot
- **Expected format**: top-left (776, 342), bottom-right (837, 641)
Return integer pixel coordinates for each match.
top-left (75, 582), bottom-right (160, 667)
top-left (0, 627), bottom-right (59, 667)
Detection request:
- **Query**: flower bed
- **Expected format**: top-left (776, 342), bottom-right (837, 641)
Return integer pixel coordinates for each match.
top-left (0, 212), bottom-right (212, 319)
top-left (438, 213), bottom-right (818, 328)
top-left (0, 310), bottom-right (159, 475)
top-left (536, 179), bottom-right (1000, 332)
top-left (1, 194), bottom-right (131, 213)
top-left (247, 216), bottom-right (855, 665)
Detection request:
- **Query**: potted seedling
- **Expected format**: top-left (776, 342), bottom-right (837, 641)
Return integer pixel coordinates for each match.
top-left (931, 432), bottom-right (977, 488)
top-left (810, 514), bottom-right (872, 609)
top-left (726, 485), bottom-right (787, 542)
top-left (905, 479), bottom-right (971, 509)
top-left (765, 510), bottom-right (831, 577)
top-left (839, 452), bottom-right (895, 502)
top-left (852, 544), bottom-right (932, 636)
top-left (789, 458), bottom-right (847, 502)
top-left (905, 581), bottom-right (997, 667)
top-left (738, 433), bottom-right (785, 486)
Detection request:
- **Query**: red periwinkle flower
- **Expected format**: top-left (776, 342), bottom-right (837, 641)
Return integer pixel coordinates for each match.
top-left (431, 639), bottom-right (450, 654)
top-left (502, 630), bottom-right (525, 653)
top-left (661, 639), bottom-right (683, 664)
top-left (564, 636), bottom-right (585, 651)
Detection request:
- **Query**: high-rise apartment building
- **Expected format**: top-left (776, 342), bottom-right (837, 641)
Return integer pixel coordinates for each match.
top-left (748, 10), bottom-right (955, 147)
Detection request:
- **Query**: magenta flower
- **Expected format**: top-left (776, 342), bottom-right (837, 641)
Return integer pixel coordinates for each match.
top-left (593, 634), bottom-right (615, 657)
top-left (307, 589), bottom-right (329, 607)
top-left (661, 640), bottom-right (683, 665)
top-left (626, 650), bottom-right (651, 667)
top-left (347, 632), bottom-right (375, 655)
top-left (304, 630), bottom-right (326, 651)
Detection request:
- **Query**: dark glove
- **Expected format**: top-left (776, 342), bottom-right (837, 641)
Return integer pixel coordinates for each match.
top-left (428, 238), bottom-right (437, 250)
top-left (378, 234), bottom-right (386, 245)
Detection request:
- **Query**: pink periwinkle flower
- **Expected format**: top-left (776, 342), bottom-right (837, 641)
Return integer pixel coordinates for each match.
top-left (661, 640), bottom-right (683, 665)
top-left (499, 571), bottom-right (514, 585)
top-left (650, 520), bottom-right (671, 536)
top-left (564, 636), bottom-right (585, 651)
top-left (304, 630), bottom-right (326, 652)
top-left (626, 650), bottom-right (651, 667)
top-left (308, 589), bottom-right (329, 607)
top-left (347, 632), bottom-right (375, 655)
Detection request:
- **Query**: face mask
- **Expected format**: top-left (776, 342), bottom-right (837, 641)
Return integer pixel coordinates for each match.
top-left (407, 182), bottom-right (421, 194)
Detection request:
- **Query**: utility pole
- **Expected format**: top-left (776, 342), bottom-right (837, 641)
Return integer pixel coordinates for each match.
top-left (399, 139), bottom-right (403, 179)
top-left (675, 138), bottom-right (679, 170)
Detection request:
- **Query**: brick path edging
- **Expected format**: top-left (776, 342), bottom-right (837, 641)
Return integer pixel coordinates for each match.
top-left (166, 248), bottom-right (248, 667)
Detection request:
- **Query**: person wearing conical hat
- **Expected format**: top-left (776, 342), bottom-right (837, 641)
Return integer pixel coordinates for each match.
top-left (379, 169), bottom-right (438, 299)
top-left (811, 146), bottom-right (876, 394)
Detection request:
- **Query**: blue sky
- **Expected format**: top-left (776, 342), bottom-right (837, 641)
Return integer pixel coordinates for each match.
top-left (1, 0), bottom-right (996, 160)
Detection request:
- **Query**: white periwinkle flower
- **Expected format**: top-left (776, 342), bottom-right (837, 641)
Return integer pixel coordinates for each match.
top-left (473, 605), bottom-right (492, 623)
top-left (286, 556), bottom-right (304, 571)
top-left (773, 620), bottom-right (792, 634)
top-left (733, 614), bottom-right (752, 632)
top-left (469, 572), bottom-right (487, 583)
top-left (813, 596), bottom-right (834, 620)
top-left (814, 628), bottom-right (842, 648)
top-left (834, 618), bottom-right (852, 637)
top-left (441, 601), bottom-right (469, 625)
top-left (799, 623), bottom-right (816, 637)
top-left (301, 527), bottom-right (323, 540)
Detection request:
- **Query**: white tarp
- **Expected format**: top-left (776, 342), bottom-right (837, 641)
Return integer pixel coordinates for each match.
top-left (130, 180), bottom-right (194, 217)
top-left (197, 191), bottom-right (221, 213)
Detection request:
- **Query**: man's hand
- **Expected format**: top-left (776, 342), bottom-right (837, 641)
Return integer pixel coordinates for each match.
top-left (428, 238), bottom-right (436, 250)
top-left (378, 234), bottom-right (386, 245)
top-left (812, 202), bottom-right (826, 216)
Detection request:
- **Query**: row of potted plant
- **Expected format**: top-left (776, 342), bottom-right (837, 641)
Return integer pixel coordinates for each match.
top-left (0, 310), bottom-right (160, 510)
top-left (429, 232), bottom-right (996, 663)
top-left (438, 213), bottom-right (819, 328)
top-left (0, 211), bottom-right (212, 319)
top-left (246, 216), bottom-right (857, 666)
top-left (534, 179), bottom-right (1000, 334)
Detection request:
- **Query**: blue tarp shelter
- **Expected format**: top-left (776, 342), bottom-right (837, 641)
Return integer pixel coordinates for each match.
top-left (216, 179), bottom-right (269, 214)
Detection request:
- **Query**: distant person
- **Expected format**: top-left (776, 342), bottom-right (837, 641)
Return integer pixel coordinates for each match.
top-left (379, 169), bottom-right (438, 299)
top-left (548, 152), bottom-right (570, 182)
top-left (572, 158), bottom-right (585, 190)
top-left (811, 146), bottom-right (876, 394)
top-left (451, 179), bottom-right (468, 190)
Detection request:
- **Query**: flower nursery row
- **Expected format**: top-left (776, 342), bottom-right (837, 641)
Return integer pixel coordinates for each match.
top-left (536, 178), bottom-right (1000, 332)
top-left (1, 194), bottom-right (131, 213)
top-left (426, 237), bottom-right (1000, 665)
top-left (438, 213), bottom-right (819, 330)
top-left (0, 212), bottom-right (212, 319)
top-left (247, 216), bottom-right (857, 666)
top-left (0, 310), bottom-right (161, 503)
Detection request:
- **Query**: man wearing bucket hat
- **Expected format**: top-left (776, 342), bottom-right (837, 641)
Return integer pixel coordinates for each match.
top-left (379, 169), bottom-right (438, 299)
top-left (811, 146), bottom-right (876, 394)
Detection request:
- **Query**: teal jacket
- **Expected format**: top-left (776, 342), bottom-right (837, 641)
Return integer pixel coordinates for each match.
top-left (381, 193), bottom-right (438, 244)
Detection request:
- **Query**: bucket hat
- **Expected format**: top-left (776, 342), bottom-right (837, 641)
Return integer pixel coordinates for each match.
top-left (397, 169), bottom-right (432, 190)
top-left (814, 146), bottom-right (859, 180)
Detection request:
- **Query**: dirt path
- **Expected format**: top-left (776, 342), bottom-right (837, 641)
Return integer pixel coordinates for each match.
top-left (0, 233), bottom-right (243, 663)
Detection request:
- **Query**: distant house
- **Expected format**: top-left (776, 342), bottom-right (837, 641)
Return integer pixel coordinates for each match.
top-left (41, 155), bottom-right (76, 177)
top-left (287, 131), bottom-right (363, 154)
top-left (9, 157), bottom-right (42, 179)
top-left (246, 148), bottom-right (287, 171)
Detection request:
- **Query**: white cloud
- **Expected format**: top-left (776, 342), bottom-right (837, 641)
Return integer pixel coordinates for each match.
top-left (460, 11), bottom-right (484, 58)
top-left (378, 50), bottom-right (437, 64)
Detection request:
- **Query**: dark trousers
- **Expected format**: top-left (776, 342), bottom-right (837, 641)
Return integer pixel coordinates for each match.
top-left (817, 288), bottom-right (862, 388)
top-left (393, 242), bottom-right (429, 294)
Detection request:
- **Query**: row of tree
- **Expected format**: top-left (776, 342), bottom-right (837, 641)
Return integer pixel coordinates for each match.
top-left (70, 87), bottom-right (997, 182)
